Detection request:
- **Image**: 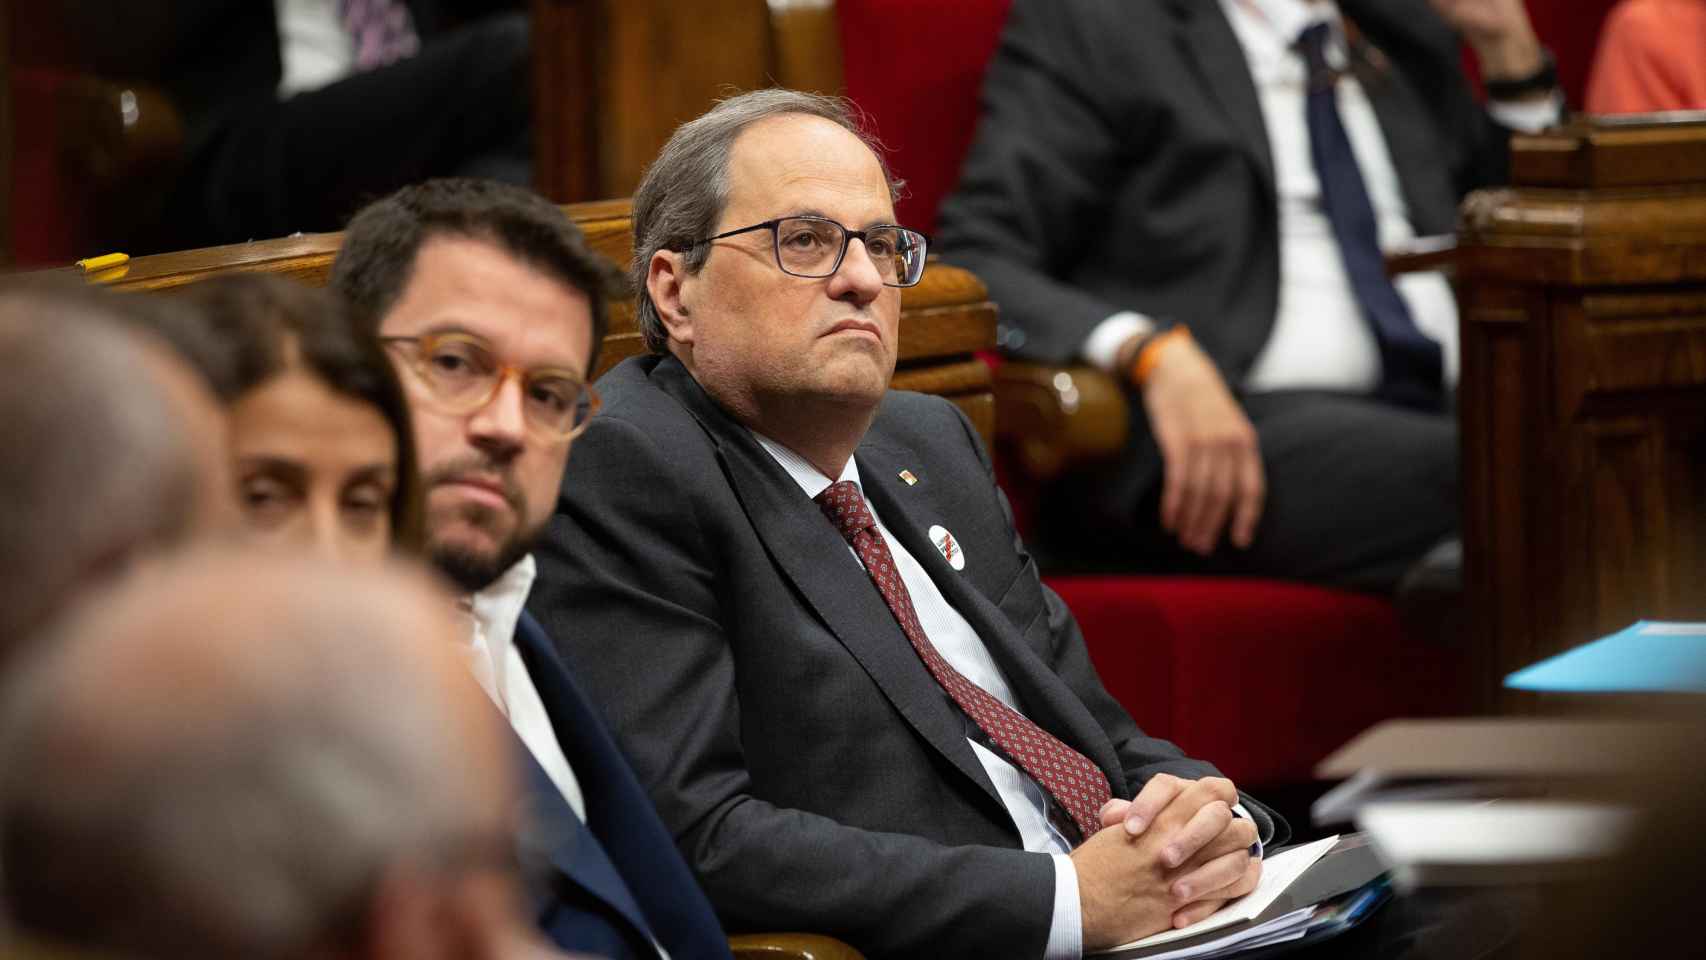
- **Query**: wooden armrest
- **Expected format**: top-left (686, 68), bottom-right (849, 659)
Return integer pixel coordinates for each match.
top-left (993, 362), bottom-right (1129, 483)
top-left (56, 77), bottom-right (184, 186)
top-left (1385, 239), bottom-right (1459, 277)
top-left (728, 933), bottom-right (865, 960)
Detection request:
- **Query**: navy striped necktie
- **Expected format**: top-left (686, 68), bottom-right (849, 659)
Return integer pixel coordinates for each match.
top-left (1296, 22), bottom-right (1443, 411)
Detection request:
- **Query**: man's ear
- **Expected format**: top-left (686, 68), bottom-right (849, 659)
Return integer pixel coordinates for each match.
top-left (647, 249), bottom-right (696, 347)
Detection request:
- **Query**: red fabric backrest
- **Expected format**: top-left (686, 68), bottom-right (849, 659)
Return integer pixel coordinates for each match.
top-left (837, 0), bottom-right (1012, 235)
top-left (8, 68), bottom-right (88, 266)
top-left (1528, 0), bottom-right (1621, 105)
top-left (838, 0), bottom-right (1619, 238)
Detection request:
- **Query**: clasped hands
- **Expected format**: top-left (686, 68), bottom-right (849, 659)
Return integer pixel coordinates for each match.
top-left (1071, 774), bottom-right (1263, 951)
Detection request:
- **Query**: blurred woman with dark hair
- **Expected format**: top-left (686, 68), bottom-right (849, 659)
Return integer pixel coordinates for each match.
top-left (146, 273), bottom-right (423, 562)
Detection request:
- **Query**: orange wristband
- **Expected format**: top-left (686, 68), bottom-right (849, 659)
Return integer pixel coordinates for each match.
top-left (1131, 325), bottom-right (1191, 387)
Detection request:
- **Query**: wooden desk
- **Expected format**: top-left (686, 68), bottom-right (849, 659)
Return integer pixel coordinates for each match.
top-left (1457, 117), bottom-right (1706, 709)
top-left (78, 198), bottom-right (999, 446)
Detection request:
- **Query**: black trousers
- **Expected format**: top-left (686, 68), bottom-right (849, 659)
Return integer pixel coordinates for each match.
top-left (1039, 390), bottom-right (1458, 594)
top-left (153, 12), bottom-right (530, 251)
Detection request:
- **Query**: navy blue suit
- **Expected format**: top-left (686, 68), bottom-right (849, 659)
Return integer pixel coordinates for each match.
top-left (510, 611), bottom-right (732, 960)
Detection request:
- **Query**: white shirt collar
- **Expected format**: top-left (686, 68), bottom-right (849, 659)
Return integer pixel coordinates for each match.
top-left (465, 554), bottom-right (538, 691)
top-left (1230, 0), bottom-right (1348, 65)
top-left (750, 431), bottom-right (861, 500)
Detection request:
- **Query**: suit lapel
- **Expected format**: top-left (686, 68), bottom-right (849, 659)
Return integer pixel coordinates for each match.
top-left (649, 361), bottom-right (1004, 811)
top-left (1165, 0), bottom-right (1275, 192)
top-left (857, 443), bottom-right (1129, 797)
top-left (487, 695), bottom-right (654, 944)
top-left (507, 618), bottom-right (659, 948)
top-left (511, 737), bottom-right (651, 935)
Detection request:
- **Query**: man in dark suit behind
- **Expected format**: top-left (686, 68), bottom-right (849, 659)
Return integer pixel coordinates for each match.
top-left (528, 90), bottom-right (1282, 959)
top-left (56, 0), bottom-right (529, 252)
top-left (935, 0), bottom-right (1562, 592)
top-left (330, 179), bottom-right (731, 960)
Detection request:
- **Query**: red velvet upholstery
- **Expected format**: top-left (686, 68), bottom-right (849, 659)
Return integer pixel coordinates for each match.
top-left (8, 68), bottom-right (89, 266)
top-left (837, 0), bottom-right (1012, 234)
top-left (1056, 577), bottom-right (1469, 786)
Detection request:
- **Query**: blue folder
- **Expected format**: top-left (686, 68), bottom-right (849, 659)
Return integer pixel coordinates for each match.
top-left (1505, 621), bottom-right (1706, 693)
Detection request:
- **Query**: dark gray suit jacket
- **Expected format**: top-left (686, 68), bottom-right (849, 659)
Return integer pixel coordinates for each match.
top-left (935, 0), bottom-right (1512, 498)
top-left (529, 355), bottom-right (1285, 958)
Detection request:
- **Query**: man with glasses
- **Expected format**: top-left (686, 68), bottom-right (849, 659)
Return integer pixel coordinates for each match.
top-left (330, 178), bottom-right (732, 960)
top-left (528, 91), bottom-right (1283, 958)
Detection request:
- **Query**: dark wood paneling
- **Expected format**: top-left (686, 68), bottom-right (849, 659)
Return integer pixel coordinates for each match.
top-left (1458, 116), bottom-right (1706, 710)
top-left (531, 0), bottom-right (600, 203)
top-left (770, 3), bottom-right (843, 95)
top-left (2, 0), bottom-right (12, 267)
top-left (531, 0), bottom-right (773, 202)
top-left (1512, 121), bottom-right (1706, 189)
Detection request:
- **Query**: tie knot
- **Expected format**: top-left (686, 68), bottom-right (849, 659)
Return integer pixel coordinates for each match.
top-left (1295, 22), bottom-right (1334, 77)
top-left (814, 480), bottom-right (876, 543)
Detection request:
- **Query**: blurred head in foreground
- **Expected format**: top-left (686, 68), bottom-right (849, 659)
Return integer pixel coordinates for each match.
top-left (0, 280), bottom-right (232, 665)
top-left (0, 549), bottom-right (550, 960)
top-left (146, 273), bottom-right (424, 563)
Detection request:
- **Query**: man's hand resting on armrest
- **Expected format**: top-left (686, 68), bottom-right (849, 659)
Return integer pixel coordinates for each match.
top-left (1129, 332), bottom-right (1265, 557)
top-left (1071, 775), bottom-right (1263, 950)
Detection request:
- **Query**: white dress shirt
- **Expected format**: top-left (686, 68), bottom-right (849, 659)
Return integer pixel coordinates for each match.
top-left (461, 555), bottom-right (588, 821)
top-left (1083, 0), bottom-right (1562, 393)
top-left (275, 0), bottom-right (355, 97)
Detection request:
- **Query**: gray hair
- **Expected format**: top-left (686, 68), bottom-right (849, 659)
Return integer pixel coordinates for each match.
top-left (631, 88), bottom-right (904, 353)
top-left (0, 551), bottom-right (493, 959)
top-left (0, 283), bottom-right (207, 657)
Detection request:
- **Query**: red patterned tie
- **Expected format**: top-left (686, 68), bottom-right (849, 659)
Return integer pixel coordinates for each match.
top-left (814, 480), bottom-right (1111, 843)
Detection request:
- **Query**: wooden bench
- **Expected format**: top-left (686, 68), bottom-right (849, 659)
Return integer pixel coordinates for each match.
top-left (76, 198), bottom-right (999, 451)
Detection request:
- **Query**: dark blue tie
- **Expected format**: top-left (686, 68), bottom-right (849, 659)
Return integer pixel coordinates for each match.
top-left (1296, 23), bottom-right (1443, 411)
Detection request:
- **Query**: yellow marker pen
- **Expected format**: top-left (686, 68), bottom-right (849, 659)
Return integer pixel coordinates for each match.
top-left (75, 253), bottom-right (130, 273)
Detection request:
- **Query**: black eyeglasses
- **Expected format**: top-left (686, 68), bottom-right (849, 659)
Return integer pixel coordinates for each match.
top-left (684, 215), bottom-right (929, 287)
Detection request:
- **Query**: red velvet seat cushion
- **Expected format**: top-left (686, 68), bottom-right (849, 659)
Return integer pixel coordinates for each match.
top-left (1051, 576), bottom-right (1470, 786)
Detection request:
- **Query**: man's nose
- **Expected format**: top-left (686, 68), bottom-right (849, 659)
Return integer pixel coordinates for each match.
top-left (827, 237), bottom-right (887, 306)
top-left (467, 374), bottom-right (528, 457)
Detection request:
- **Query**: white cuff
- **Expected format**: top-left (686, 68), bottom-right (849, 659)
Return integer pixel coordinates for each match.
top-left (1082, 311), bottom-right (1156, 373)
top-left (1045, 852), bottom-right (1084, 959)
top-left (1231, 801), bottom-right (1264, 860)
top-left (1487, 91), bottom-right (1564, 134)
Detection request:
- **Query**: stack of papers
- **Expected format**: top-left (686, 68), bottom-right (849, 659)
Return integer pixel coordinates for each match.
top-left (1311, 717), bottom-right (1693, 891)
top-left (1094, 836), bottom-right (1337, 959)
top-left (1356, 800), bottom-right (1636, 889)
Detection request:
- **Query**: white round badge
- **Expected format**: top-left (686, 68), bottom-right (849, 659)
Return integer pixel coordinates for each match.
top-left (928, 525), bottom-right (966, 571)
